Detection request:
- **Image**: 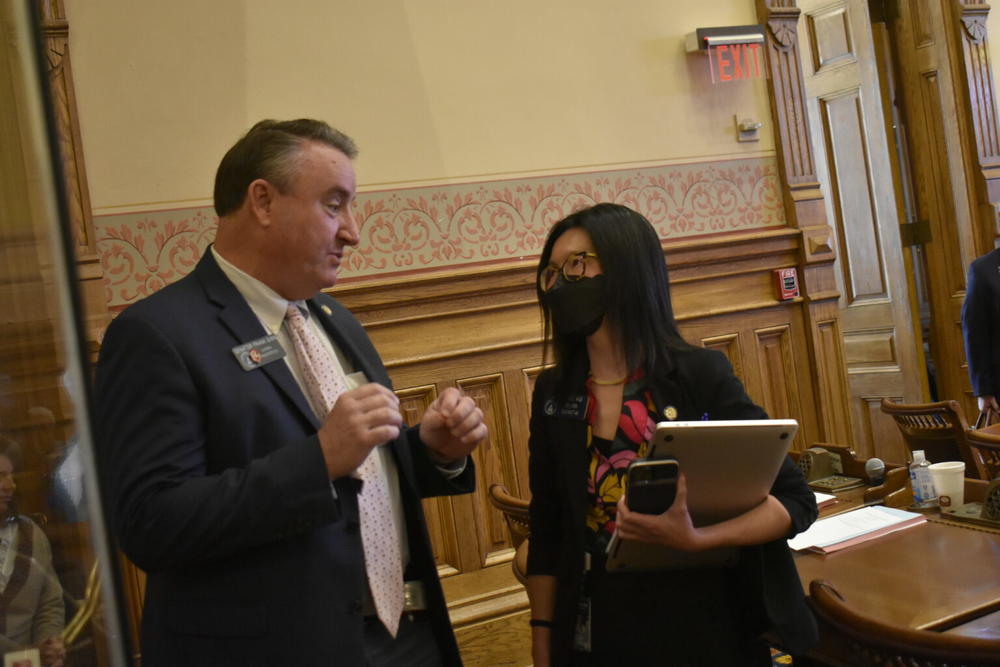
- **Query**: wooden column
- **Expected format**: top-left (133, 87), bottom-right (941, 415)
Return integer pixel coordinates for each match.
top-left (755, 0), bottom-right (854, 446)
top-left (36, 0), bottom-right (108, 354)
top-left (947, 0), bottom-right (1000, 254)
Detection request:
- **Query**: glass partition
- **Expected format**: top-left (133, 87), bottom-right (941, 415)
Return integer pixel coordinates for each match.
top-left (0, 2), bottom-right (129, 665)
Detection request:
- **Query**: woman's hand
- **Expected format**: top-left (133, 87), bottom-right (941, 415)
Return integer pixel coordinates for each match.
top-left (616, 473), bottom-right (706, 551)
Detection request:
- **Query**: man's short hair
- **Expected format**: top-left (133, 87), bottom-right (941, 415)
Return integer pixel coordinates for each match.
top-left (213, 119), bottom-right (358, 217)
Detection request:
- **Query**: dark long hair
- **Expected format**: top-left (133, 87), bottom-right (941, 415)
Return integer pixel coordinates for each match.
top-left (536, 203), bottom-right (693, 392)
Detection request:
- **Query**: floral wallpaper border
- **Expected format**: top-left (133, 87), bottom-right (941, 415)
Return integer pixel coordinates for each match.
top-left (95, 156), bottom-right (784, 310)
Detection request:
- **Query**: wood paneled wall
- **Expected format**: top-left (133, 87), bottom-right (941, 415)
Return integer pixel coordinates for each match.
top-left (331, 225), bottom-right (823, 578)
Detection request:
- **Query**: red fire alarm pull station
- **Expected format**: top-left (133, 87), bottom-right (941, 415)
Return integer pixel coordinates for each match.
top-left (774, 268), bottom-right (800, 300)
top-left (685, 25), bottom-right (766, 84)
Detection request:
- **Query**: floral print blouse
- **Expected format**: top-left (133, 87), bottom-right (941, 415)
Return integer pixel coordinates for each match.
top-left (584, 372), bottom-right (659, 557)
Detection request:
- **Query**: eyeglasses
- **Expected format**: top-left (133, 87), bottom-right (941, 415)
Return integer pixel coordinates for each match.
top-left (538, 251), bottom-right (599, 292)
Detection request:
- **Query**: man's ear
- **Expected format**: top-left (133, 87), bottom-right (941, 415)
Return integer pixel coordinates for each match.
top-left (247, 179), bottom-right (275, 226)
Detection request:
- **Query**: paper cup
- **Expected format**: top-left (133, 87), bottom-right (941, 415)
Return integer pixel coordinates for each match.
top-left (928, 461), bottom-right (965, 512)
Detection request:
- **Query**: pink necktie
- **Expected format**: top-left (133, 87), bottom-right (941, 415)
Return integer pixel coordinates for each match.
top-left (285, 304), bottom-right (404, 637)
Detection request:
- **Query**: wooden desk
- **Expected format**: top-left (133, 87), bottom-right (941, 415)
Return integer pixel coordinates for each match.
top-left (793, 486), bottom-right (1000, 665)
top-left (944, 608), bottom-right (1000, 640)
top-left (795, 520), bottom-right (1000, 631)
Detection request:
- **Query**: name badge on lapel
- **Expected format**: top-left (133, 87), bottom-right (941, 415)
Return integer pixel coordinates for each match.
top-left (543, 394), bottom-right (589, 420)
top-left (232, 334), bottom-right (286, 371)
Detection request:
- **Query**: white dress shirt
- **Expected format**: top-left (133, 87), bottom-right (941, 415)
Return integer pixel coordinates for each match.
top-left (210, 247), bottom-right (414, 567)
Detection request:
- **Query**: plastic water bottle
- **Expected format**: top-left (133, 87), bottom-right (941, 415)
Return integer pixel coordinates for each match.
top-left (909, 450), bottom-right (936, 507)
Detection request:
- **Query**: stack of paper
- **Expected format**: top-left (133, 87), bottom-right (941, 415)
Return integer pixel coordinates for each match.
top-left (788, 505), bottom-right (926, 554)
top-left (814, 491), bottom-right (837, 510)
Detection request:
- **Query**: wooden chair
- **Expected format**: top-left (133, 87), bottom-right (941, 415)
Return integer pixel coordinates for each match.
top-left (809, 580), bottom-right (1000, 665)
top-left (487, 484), bottom-right (530, 585)
top-left (963, 424), bottom-right (1000, 480)
top-left (879, 398), bottom-right (982, 478)
top-left (62, 561), bottom-right (100, 645)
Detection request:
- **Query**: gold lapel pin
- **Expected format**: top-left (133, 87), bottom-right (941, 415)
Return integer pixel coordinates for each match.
top-left (320, 305), bottom-right (332, 316)
top-left (663, 406), bottom-right (678, 421)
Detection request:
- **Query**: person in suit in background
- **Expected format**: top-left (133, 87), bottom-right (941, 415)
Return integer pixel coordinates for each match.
top-left (962, 247), bottom-right (1000, 415)
top-left (95, 119), bottom-right (486, 667)
top-left (525, 204), bottom-right (817, 666)
top-left (0, 436), bottom-right (65, 667)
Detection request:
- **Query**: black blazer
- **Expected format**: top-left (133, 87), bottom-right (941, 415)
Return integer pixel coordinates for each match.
top-left (526, 346), bottom-right (818, 663)
top-left (95, 251), bottom-right (473, 667)
top-left (962, 248), bottom-right (1000, 397)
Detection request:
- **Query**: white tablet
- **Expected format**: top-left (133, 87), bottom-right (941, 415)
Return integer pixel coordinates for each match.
top-left (605, 419), bottom-right (797, 572)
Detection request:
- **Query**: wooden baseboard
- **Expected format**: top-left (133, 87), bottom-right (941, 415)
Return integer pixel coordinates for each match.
top-left (444, 562), bottom-right (531, 666)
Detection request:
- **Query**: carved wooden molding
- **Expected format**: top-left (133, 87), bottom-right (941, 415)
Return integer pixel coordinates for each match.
top-left (33, 0), bottom-right (108, 356)
top-left (950, 0), bottom-right (1000, 243)
top-left (36, 0), bottom-right (94, 255)
top-left (758, 3), bottom-right (818, 186)
top-left (36, 0), bottom-right (64, 22)
top-left (768, 17), bottom-right (799, 51)
top-left (955, 2), bottom-right (1000, 160)
top-left (755, 0), bottom-right (853, 446)
top-left (961, 14), bottom-right (987, 44)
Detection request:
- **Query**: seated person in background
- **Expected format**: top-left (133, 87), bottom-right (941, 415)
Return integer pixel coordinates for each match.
top-left (0, 436), bottom-right (65, 667)
top-left (525, 204), bottom-right (818, 666)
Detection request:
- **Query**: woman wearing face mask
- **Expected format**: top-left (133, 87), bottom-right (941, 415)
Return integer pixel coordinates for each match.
top-left (525, 204), bottom-right (818, 666)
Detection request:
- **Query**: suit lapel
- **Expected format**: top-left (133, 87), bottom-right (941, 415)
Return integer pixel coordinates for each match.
top-left (562, 417), bottom-right (590, 512)
top-left (194, 252), bottom-right (320, 429)
top-left (307, 297), bottom-right (383, 385)
top-left (543, 390), bottom-right (591, 548)
top-left (307, 296), bottom-right (423, 487)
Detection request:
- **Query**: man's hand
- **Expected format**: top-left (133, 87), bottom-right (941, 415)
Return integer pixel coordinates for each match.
top-left (616, 473), bottom-right (704, 551)
top-left (318, 383), bottom-right (402, 479)
top-left (978, 395), bottom-right (999, 412)
top-left (419, 387), bottom-right (487, 464)
top-left (38, 636), bottom-right (65, 667)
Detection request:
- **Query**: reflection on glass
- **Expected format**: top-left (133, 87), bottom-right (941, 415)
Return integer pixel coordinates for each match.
top-left (0, 436), bottom-right (66, 666)
top-left (0, 2), bottom-right (127, 665)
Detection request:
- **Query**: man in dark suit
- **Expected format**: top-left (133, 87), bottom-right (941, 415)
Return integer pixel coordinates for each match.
top-left (962, 247), bottom-right (1000, 414)
top-left (95, 119), bottom-right (485, 667)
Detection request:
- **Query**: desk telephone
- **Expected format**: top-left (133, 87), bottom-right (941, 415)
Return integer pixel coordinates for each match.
top-left (947, 479), bottom-right (1000, 528)
top-left (798, 447), bottom-right (864, 492)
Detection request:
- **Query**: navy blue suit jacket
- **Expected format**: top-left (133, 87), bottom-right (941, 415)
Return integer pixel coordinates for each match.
top-left (95, 251), bottom-right (472, 667)
top-left (962, 248), bottom-right (1000, 397)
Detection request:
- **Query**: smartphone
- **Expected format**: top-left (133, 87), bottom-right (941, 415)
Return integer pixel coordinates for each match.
top-left (626, 458), bottom-right (679, 514)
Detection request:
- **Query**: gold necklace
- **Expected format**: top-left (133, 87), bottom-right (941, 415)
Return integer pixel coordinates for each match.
top-left (589, 373), bottom-right (628, 386)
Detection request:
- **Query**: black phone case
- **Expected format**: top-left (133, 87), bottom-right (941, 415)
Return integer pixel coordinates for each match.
top-left (628, 474), bottom-right (677, 514)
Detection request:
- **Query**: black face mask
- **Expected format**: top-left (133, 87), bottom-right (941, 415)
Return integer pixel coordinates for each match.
top-left (544, 274), bottom-right (607, 337)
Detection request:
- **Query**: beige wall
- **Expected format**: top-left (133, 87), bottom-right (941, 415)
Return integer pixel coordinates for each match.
top-left (65, 0), bottom-right (771, 212)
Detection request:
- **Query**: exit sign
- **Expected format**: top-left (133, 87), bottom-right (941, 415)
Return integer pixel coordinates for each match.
top-left (709, 43), bottom-right (762, 83)
top-left (685, 26), bottom-right (766, 84)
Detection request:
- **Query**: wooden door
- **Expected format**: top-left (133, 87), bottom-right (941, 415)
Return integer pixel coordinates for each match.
top-left (797, 0), bottom-right (923, 462)
top-left (882, 0), bottom-right (980, 421)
